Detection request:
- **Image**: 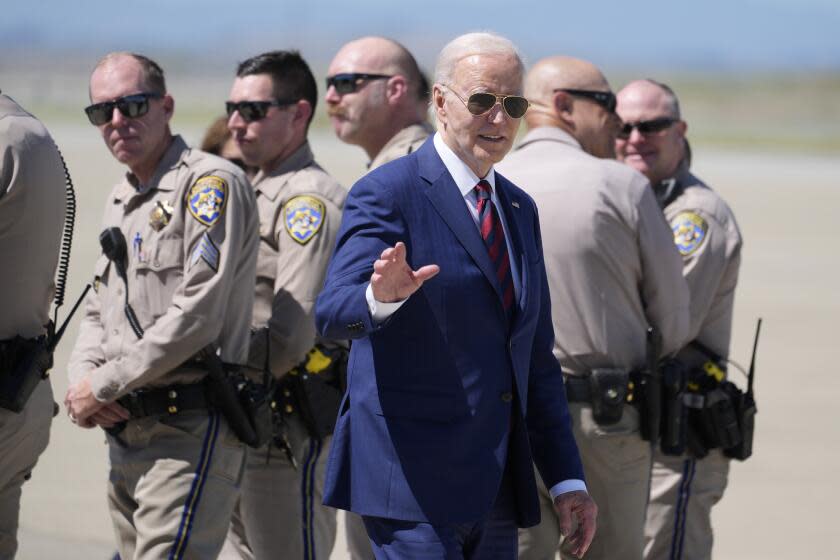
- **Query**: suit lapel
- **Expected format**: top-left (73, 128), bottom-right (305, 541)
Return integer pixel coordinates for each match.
top-left (417, 141), bottom-right (504, 303)
top-left (495, 176), bottom-right (530, 322)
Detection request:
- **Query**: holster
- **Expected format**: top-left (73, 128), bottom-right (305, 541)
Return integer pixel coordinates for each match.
top-left (201, 350), bottom-right (272, 448)
top-left (275, 345), bottom-right (346, 441)
top-left (632, 366), bottom-right (661, 443)
top-left (0, 335), bottom-right (53, 413)
top-left (659, 358), bottom-right (689, 456)
top-left (683, 362), bottom-right (752, 460)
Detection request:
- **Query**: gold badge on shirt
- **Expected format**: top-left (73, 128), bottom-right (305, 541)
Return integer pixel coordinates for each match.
top-left (149, 200), bottom-right (175, 231)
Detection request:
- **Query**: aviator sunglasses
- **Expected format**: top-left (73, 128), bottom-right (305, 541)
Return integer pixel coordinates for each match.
top-left (617, 117), bottom-right (678, 140)
top-left (84, 92), bottom-right (162, 126)
top-left (225, 99), bottom-right (298, 123)
top-left (554, 88), bottom-right (617, 113)
top-left (325, 73), bottom-right (393, 95)
top-left (445, 87), bottom-right (530, 119)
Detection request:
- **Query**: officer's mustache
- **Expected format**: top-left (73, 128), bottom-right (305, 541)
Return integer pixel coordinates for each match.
top-left (326, 107), bottom-right (347, 119)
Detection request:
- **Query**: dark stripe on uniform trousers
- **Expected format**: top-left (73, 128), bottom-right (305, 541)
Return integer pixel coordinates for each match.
top-left (300, 437), bottom-right (323, 560)
top-left (169, 412), bottom-right (221, 560)
top-left (670, 458), bottom-right (696, 560)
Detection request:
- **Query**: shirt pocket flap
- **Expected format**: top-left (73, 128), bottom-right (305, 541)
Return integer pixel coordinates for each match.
top-left (135, 237), bottom-right (183, 272)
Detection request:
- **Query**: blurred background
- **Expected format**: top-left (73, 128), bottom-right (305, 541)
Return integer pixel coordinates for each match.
top-left (2, 1), bottom-right (838, 558)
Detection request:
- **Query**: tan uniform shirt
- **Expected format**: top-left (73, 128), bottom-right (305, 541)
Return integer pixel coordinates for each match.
top-left (497, 127), bottom-right (690, 374)
top-left (68, 135), bottom-right (259, 401)
top-left (248, 142), bottom-right (346, 376)
top-left (368, 122), bottom-right (434, 170)
top-left (656, 164), bottom-right (742, 361)
top-left (0, 94), bottom-right (65, 340)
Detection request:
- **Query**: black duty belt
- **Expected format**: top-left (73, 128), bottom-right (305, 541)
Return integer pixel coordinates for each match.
top-left (564, 376), bottom-right (593, 403)
top-left (117, 382), bottom-right (210, 419)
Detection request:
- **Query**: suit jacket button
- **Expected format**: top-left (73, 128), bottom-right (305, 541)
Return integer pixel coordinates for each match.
top-left (501, 392), bottom-right (513, 403)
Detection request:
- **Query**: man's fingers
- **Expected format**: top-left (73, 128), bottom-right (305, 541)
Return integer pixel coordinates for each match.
top-left (413, 264), bottom-right (440, 283)
top-left (110, 402), bottom-right (131, 420)
top-left (393, 241), bottom-right (407, 262)
top-left (96, 404), bottom-right (128, 424)
top-left (568, 496), bottom-right (597, 557)
top-left (556, 496), bottom-right (573, 537)
top-left (380, 246), bottom-right (395, 261)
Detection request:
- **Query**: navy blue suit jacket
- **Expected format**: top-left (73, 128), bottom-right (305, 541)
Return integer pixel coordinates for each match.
top-left (315, 138), bottom-right (584, 527)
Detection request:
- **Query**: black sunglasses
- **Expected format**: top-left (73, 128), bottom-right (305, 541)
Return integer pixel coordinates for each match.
top-left (84, 93), bottom-right (162, 126)
top-left (225, 99), bottom-right (298, 123)
top-left (555, 89), bottom-right (617, 113)
top-left (446, 87), bottom-right (530, 119)
top-left (617, 117), bottom-right (678, 140)
top-left (325, 73), bottom-right (392, 95)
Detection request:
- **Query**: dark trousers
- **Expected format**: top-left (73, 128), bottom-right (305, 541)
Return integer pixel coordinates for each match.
top-left (362, 463), bottom-right (518, 560)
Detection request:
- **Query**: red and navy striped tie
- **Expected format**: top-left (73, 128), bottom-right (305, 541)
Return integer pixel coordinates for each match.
top-left (475, 180), bottom-right (515, 317)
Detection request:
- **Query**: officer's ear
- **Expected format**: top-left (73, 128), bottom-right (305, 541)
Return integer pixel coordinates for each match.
top-left (292, 99), bottom-right (313, 129)
top-left (385, 75), bottom-right (408, 106)
top-left (553, 91), bottom-right (575, 127)
top-left (675, 119), bottom-right (688, 137)
top-left (554, 91), bottom-right (573, 118)
top-left (162, 94), bottom-right (175, 123)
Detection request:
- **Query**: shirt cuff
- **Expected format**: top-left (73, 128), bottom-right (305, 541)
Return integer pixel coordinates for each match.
top-left (548, 479), bottom-right (588, 500)
top-left (365, 283), bottom-right (408, 323)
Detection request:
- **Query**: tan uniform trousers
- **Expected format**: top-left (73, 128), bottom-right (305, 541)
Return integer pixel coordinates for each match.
top-left (220, 413), bottom-right (336, 560)
top-left (0, 381), bottom-right (53, 560)
top-left (345, 509), bottom-right (373, 559)
top-left (644, 449), bottom-right (729, 560)
top-left (519, 402), bottom-right (651, 560)
top-left (107, 410), bottom-right (245, 560)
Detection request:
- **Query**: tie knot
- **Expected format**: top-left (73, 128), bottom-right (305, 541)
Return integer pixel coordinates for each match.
top-left (475, 180), bottom-right (492, 200)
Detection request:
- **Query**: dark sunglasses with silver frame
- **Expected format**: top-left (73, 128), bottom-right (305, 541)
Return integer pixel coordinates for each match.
top-left (325, 73), bottom-right (393, 95)
top-left (225, 99), bottom-right (298, 123)
top-left (554, 88), bottom-right (617, 113)
top-left (616, 117), bottom-right (678, 140)
top-left (444, 86), bottom-right (530, 119)
top-left (84, 92), bottom-right (163, 126)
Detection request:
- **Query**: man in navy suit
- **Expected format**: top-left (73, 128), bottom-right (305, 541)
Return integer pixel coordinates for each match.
top-left (315, 32), bottom-right (597, 559)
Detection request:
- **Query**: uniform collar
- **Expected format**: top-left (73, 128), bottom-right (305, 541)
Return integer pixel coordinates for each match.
top-left (653, 158), bottom-right (692, 209)
top-left (252, 141), bottom-right (315, 201)
top-left (514, 126), bottom-right (582, 152)
top-left (368, 121), bottom-right (435, 169)
top-left (432, 132), bottom-right (496, 197)
top-left (114, 134), bottom-right (188, 202)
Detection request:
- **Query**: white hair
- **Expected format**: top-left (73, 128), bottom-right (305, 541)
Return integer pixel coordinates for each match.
top-left (434, 32), bottom-right (525, 86)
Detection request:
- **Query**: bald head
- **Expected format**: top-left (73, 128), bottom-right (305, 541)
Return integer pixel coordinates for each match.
top-left (326, 36), bottom-right (429, 158)
top-left (617, 79), bottom-right (681, 120)
top-left (524, 56), bottom-right (609, 110)
top-left (332, 36), bottom-right (427, 102)
top-left (90, 52), bottom-right (166, 99)
top-left (523, 56), bottom-right (618, 158)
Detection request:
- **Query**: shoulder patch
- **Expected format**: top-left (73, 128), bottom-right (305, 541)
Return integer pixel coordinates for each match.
top-left (188, 175), bottom-right (228, 227)
top-left (671, 211), bottom-right (708, 256)
top-left (284, 195), bottom-right (325, 245)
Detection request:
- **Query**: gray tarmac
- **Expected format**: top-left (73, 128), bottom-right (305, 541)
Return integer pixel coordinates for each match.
top-left (14, 124), bottom-right (840, 559)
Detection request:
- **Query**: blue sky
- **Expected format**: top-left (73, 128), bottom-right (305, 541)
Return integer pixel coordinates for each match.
top-left (3, 0), bottom-right (839, 72)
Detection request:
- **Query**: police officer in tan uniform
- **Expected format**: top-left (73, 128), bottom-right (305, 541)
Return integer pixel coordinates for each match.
top-left (0, 91), bottom-right (65, 559)
top-left (325, 37), bottom-right (433, 559)
top-left (326, 36), bottom-right (433, 170)
top-left (616, 79), bottom-right (743, 560)
top-left (217, 51), bottom-right (347, 560)
top-left (497, 57), bottom-right (690, 560)
top-left (65, 52), bottom-right (259, 560)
